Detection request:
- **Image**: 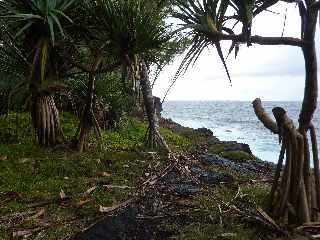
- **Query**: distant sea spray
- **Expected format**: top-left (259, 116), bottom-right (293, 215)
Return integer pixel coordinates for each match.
top-left (162, 101), bottom-right (320, 163)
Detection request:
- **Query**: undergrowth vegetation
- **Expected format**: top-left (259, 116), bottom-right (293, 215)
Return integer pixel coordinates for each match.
top-left (0, 112), bottom-right (192, 239)
top-left (0, 113), bottom-right (280, 240)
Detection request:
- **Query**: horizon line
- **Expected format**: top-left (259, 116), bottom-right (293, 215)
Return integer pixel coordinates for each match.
top-left (163, 99), bottom-right (310, 102)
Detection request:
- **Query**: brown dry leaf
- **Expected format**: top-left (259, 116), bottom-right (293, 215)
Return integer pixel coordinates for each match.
top-left (77, 199), bottom-right (92, 208)
top-left (220, 233), bottom-right (237, 238)
top-left (84, 186), bottom-right (97, 195)
top-left (0, 155), bottom-right (8, 161)
top-left (59, 189), bottom-right (66, 200)
top-left (28, 208), bottom-right (45, 220)
top-left (99, 199), bottom-right (134, 213)
top-left (96, 172), bottom-right (112, 177)
top-left (13, 230), bottom-right (33, 238)
top-left (13, 226), bottom-right (46, 238)
top-left (99, 205), bottom-right (114, 213)
top-left (103, 185), bottom-right (132, 190)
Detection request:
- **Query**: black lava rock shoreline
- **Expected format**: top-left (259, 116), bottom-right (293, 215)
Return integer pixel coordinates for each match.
top-left (72, 117), bottom-right (275, 240)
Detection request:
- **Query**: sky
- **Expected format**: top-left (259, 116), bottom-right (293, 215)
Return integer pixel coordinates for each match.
top-left (153, 2), bottom-right (319, 101)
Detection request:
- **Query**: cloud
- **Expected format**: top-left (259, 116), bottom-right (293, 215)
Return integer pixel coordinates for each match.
top-left (153, 3), bottom-right (319, 101)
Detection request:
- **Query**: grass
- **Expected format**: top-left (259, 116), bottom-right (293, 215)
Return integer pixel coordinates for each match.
top-left (159, 183), bottom-right (275, 240)
top-left (221, 151), bottom-right (258, 162)
top-left (0, 112), bottom-right (282, 240)
top-left (171, 223), bottom-right (258, 240)
top-left (0, 112), bottom-right (182, 239)
top-left (208, 143), bottom-right (259, 162)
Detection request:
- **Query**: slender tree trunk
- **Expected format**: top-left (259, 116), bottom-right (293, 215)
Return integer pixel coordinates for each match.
top-left (76, 55), bottom-right (104, 153)
top-left (77, 74), bottom-right (104, 152)
top-left (299, 3), bottom-right (318, 130)
top-left (140, 59), bottom-right (170, 152)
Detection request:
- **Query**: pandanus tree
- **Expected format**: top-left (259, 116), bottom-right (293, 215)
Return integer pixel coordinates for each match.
top-left (0, 0), bottom-right (78, 147)
top-left (173, 0), bottom-right (320, 224)
top-left (91, 0), bottom-right (172, 151)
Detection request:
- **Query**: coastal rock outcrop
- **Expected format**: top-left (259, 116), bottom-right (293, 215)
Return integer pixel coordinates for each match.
top-left (221, 141), bottom-right (252, 154)
top-left (199, 153), bottom-right (270, 174)
top-left (190, 166), bottom-right (233, 184)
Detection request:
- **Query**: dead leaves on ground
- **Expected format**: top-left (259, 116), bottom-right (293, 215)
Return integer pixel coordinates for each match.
top-left (99, 198), bottom-right (134, 213)
top-left (0, 155), bottom-right (8, 161)
top-left (96, 171), bottom-right (112, 177)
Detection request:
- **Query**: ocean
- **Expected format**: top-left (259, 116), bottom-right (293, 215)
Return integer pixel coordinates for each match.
top-left (162, 101), bottom-right (320, 163)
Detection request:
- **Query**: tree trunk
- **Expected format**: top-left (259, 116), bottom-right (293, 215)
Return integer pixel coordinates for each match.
top-left (28, 39), bottom-right (64, 147)
top-left (140, 59), bottom-right (170, 152)
top-left (76, 54), bottom-right (104, 152)
top-left (76, 73), bottom-right (103, 152)
top-left (31, 94), bottom-right (64, 147)
top-left (252, 99), bottom-right (319, 224)
top-left (252, 3), bottom-right (319, 225)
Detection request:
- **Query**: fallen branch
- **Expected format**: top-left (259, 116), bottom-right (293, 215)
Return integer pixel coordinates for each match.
top-left (103, 185), bottom-right (133, 190)
top-left (99, 198), bottom-right (135, 213)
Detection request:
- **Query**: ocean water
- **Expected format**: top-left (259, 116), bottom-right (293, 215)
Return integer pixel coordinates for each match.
top-left (162, 101), bottom-right (320, 163)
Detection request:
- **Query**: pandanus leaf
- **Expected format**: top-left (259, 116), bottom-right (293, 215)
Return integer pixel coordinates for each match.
top-left (217, 0), bottom-right (229, 29)
top-left (173, 0), bottom-right (233, 85)
top-left (215, 42), bottom-right (232, 85)
top-left (230, 0), bottom-right (254, 42)
top-left (206, 15), bottom-right (218, 33)
top-left (14, 22), bottom-right (33, 38)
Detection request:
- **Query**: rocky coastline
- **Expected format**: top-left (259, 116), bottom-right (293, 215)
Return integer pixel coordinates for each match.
top-left (73, 116), bottom-right (276, 240)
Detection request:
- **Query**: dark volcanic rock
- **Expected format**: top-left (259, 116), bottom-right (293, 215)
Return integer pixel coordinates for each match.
top-left (72, 206), bottom-right (175, 240)
top-left (171, 183), bottom-right (201, 196)
top-left (199, 153), bottom-right (268, 174)
top-left (160, 171), bottom-right (200, 196)
top-left (200, 154), bottom-right (234, 166)
top-left (159, 118), bottom-right (184, 132)
top-left (195, 128), bottom-right (213, 137)
top-left (191, 166), bottom-right (233, 184)
top-left (241, 162), bottom-right (260, 172)
top-left (221, 141), bottom-right (252, 154)
top-left (195, 128), bottom-right (220, 143)
top-left (72, 208), bottom-right (141, 240)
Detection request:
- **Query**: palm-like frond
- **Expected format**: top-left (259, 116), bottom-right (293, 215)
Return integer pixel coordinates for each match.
top-left (0, 0), bottom-right (78, 44)
top-left (0, 0), bottom-right (79, 84)
top-left (229, 0), bottom-right (255, 41)
top-left (93, 0), bottom-right (171, 62)
top-left (172, 0), bottom-right (232, 83)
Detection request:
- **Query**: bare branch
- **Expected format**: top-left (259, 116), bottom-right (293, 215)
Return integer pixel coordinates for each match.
top-left (252, 98), bottom-right (279, 134)
top-left (212, 33), bottom-right (306, 47)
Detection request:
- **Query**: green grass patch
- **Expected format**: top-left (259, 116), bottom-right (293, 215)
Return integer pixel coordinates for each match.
top-left (221, 151), bottom-right (258, 161)
top-left (208, 144), bottom-right (226, 154)
top-left (0, 112), bottom-right (274, 239)
top-left (0, 113), bottom-right (176, 239)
